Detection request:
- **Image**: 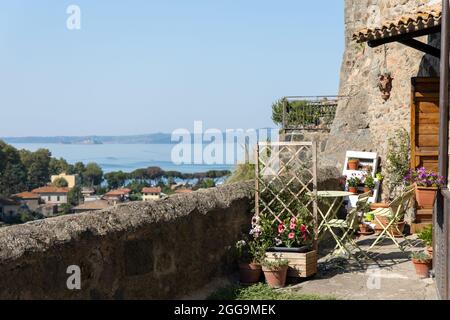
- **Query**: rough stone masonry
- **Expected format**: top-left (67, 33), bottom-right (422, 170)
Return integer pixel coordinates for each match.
top-left (0, 182), bottom-right (254, 299)
top-left (324, 0), bottom-right (441, 171)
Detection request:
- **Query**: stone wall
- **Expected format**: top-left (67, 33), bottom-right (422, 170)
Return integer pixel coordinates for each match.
top-left (324, 0), bottom-right (441, 172)
top-left (0, 182), bottom-right (254, 300)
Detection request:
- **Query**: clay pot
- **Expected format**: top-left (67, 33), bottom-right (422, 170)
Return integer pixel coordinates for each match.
top-left (412, 259), bottom-right (432, 279)
top-left (371, 203), bottom-right (389, 210)
top-left (374, 215), bottom-right (406, 237)
top-left (262, 265), bottom-right (288, 289)
top-left (427, 246), bottom-right (433, 257)
top-left (363, 187), bottom-right (372, 195)
top-left (348, 160), bottom-right (359, 170)
top-left (349, 187), bottom-right (358, 194)
top-left (239, 263), bottom-right (262, 284)
top-left (415, 186), bottom-right (438, 209)
top-left (359, 224), bottom-right (369, 233)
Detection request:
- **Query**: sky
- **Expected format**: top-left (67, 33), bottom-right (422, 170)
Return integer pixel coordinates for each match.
top-left (0, 0), bottom-right (344, 137)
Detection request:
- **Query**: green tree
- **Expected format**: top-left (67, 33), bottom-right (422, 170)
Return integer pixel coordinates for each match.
top-left (72, 162), bottom-right (86, 184)
top-left (53, 177), bottom-right (69, 188)
top-left (0, 141), bottom-right (28, 196)
top-left (67, 186), bottom-right (82, 206)
top-left (105, 171), bottom-right (128, 189)
top-left (49, 158), bottom-right (72, 175)
top-left (82, 162), bottom-right (103, 186)
top-left (19, 148), bottom-right (52, 190)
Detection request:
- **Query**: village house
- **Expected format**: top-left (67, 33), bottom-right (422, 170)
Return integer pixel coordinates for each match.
top-left (103, 188), bottom-right (131, 203)
top-left (31, 186), bottom-right (70, 205)
top-left (0, 198), bottom-right (21, 222)
top-left (73, 200), bottom-right (111, 213)
top-left (11, 192), bottom-right (40, 212)
top-left (142, 187), bottom-right (162, 202)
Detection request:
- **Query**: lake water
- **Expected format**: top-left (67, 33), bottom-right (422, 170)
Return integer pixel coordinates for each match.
top-left (11, 143), bottom-right (241, 173)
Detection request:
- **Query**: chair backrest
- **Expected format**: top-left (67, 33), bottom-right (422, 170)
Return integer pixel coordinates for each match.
top-left (347, 192), bottom-right (371, 229)
top-left (389, 186), bottom-right (415, 220)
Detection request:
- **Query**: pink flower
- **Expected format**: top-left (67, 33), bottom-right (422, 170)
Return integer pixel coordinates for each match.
top-left (290, 223), bottom-right (296, 230)
top-left (288, 232), bottom-right (295, 240)
top-left (278, 224), bottom-right (285, 234)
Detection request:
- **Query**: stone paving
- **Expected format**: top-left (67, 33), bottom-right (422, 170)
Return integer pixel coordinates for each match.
top-left (285, 235), bottom-right (437, 300)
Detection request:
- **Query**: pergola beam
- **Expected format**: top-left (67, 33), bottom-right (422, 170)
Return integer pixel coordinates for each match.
top-left (398, 39), bottom-right (441, 58)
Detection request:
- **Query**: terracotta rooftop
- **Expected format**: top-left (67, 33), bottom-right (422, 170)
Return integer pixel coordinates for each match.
top-left (353, 4), bottom-right (442, 43)
top-left (175, 189), bottom-right (193, 194)
top-left (32, 186), bottom-right (70, 194)
top-left (12, 192), bottom-right (40, 199)
top-left (142, 187), bottom-right (162, 194)
top-left (104, 188), bottom-right (131, 197)
top-left (73, 200), bottom-right (111, 211)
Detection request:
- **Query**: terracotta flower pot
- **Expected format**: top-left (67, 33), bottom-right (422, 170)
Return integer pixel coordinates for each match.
top-left (359, 224), bottom-right (369, 233)
top-left (412, 259), bottom-right (432, 279)
top-left (262, 265), bottom-right (288, 289)
top-left (348, 187), bottom-right (358, 194)
top-left (348, 160), bottom-right (359, 170)
top-left (415, 186), bottom-right (438, 209)
top-left (239, 263), bottom-right (262, 284)
top-left (363, 187), bottom-right (372, 195)
top-left (374, 215), bottom-right (406, 237)
top-left (427, 246), bottom-right (433, 257)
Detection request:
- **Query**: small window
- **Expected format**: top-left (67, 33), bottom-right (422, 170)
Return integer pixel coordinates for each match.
top-left (57, 196), bottom-right (60, 202)
top-left (48, 196), bottom-right (51, 201)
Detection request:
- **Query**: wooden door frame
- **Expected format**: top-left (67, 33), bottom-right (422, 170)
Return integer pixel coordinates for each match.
top-left (410, 77), bottom-right (440, 170)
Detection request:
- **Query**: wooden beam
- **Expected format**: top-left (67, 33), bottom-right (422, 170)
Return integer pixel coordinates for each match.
top-left (367, 25), bottom-right (441, 47)
top-left (398, 39), bottom-right (441, 58)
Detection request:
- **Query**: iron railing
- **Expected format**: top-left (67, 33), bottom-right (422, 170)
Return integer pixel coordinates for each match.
top-left (281, 96), bottom-right (343, 131)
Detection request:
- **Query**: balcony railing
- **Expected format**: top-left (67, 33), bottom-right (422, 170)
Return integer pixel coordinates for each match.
top-left (281, 96), bottom-right (343, 131)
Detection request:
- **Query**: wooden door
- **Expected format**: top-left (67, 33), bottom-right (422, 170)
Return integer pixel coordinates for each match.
top-left (411, 77), bottom-right (440, 173)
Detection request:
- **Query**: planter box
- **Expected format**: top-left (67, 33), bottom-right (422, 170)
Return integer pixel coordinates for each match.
top-left (264, 250), bottom-right (317, 278)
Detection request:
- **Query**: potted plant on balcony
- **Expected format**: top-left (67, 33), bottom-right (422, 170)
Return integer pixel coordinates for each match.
top-left (363, 174), bottom-right (376, 195)
top-left (348, 158), bottom-right (360, 170)
top-left (257, 207), bottom-right (317, 279)
top-left (261, 258), bottom-right (289, 289)
top-left (418, 226), bottom-right (433, 257)
top-left (235, 238), bottom-right (264, 285)
top-left (347, 176), bottom-right (361, 194)
top-left (411, 252), bottom-right (432, 279)
top-left (405, 167), bottom-right (445, 209)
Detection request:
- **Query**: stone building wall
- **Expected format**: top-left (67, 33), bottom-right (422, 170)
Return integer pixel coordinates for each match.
top-left (0, 182), bottom-right (254, 299)
top-left (323, 0), bottom-right (441, 172)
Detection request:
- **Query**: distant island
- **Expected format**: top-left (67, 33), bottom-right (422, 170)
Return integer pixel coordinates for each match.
top-left (1, 129), bottom-right (277, 145)
top-left (2, 133), bottom-right (174, 145)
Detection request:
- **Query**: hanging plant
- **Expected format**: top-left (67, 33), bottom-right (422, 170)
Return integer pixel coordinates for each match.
top-left (378, 72), bottom-right (394, 101)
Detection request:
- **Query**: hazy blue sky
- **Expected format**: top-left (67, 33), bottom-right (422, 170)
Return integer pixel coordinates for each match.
top-left (0, 0), bottom-right (344, 137)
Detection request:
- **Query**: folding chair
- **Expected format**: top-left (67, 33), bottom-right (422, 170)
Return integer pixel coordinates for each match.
top-left (368, 185), bottom-right (415, 250)
top-left (327, 192), bottom-right (371, 258)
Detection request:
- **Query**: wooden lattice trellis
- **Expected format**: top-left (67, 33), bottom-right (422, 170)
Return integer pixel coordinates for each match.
top-left (255, 142), bottom-right (319, 250)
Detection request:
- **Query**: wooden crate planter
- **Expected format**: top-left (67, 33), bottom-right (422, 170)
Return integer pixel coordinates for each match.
top-left (265, 251), bottom-right (317, 278)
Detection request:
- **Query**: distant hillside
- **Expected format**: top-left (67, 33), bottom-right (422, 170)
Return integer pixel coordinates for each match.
top-left (2, 129), bottom-right (278, 145)
top-left (2, 133), bottom-right (174, 145)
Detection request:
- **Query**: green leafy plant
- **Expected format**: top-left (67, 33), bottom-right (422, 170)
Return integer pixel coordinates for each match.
top-left (364, 175), bottom-right (375, 189)
top-left (385, 129), bottom-right (411, 197)
top-left (207, 283), bottom-right (336, 300)
top-left (347, 176), bottom-right (361, 188)
top-left (234, 238), bottom-right (266, 264)
top-left (418, 226), bottom-right (433, 247)
top-left (411, 251), bottom-right (431, 263)
top-left (261, 258), bottom-right (289, 270)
